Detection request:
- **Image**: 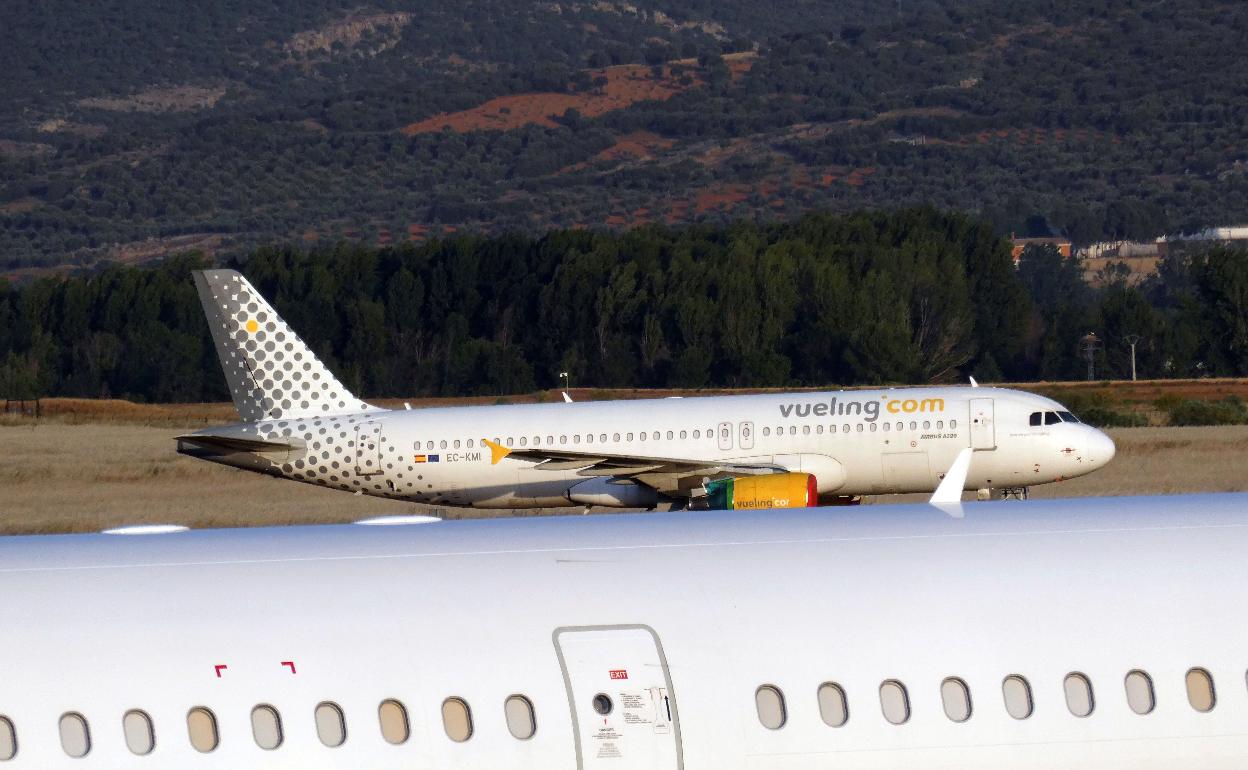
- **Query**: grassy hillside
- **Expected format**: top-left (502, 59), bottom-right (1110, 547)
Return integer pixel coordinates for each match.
top-left (1, 0), bottom-right (1246, 267)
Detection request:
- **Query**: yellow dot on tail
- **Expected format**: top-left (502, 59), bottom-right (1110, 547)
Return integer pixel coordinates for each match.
top-left (245, 319), bottom-right (259, 333)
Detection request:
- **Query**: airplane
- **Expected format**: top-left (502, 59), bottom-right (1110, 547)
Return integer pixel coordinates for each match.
top-left (0, 488), bottom-right (1244, 767)
top-left (177, 269), bottom-right (1115, 510)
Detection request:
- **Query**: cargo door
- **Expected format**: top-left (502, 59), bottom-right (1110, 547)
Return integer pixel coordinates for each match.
top-left (717, 421), bottom-right (733, 451)
top-left (555, 625), bottom-right (683, 770)
top-left (881, 452), bottom-right (932, 493)
top-left (738, 421), bottom-right (755, 450)
top-left (969, 398), bottom-right (996, 450)
top-left (354, 422), bottom-right (383, 476)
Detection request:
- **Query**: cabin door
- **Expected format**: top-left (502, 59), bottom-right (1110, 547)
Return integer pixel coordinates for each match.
top-left (354, 422), bottom-right (383, 476)
top-left (717, 421), bottom-right (733, 451)
top-left (969, 398), bottom-right (996, 450)
top-left (739, 421), bottom-right (755, 450)
top-left (555, 625), bottom-right (683, 770)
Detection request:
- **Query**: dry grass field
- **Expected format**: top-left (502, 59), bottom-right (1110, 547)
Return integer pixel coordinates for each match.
top-left (2, 415), bottom-right (1246, 535)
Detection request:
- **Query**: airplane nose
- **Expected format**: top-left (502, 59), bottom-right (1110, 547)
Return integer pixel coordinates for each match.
top-left (1089, 428), bottom-right (1116, 466)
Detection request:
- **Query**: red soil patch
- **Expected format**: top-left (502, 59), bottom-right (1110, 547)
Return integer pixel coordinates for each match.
top-left (301, 228), bottom-right (318, 242)
top-left (561, 130), bottom-right (677, 174)
top-left (694, 184), bottom-right (750, 215)
top-left (408, 224), bottom-right (430, 240)
top-left (403, 62), bottom-right (703, 136)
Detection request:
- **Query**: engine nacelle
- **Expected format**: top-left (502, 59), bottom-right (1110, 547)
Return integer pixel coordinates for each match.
top-left (705, 472), bottom-right (817, 510)
top-left (567, 477), bottom-right (662, 508)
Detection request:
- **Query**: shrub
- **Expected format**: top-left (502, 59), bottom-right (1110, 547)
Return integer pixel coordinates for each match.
top-left (1163, 397), bottom-right (1248, 426)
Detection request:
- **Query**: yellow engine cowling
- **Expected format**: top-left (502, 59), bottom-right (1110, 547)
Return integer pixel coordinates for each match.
top-left (705, 472), bottom-right (817, 510)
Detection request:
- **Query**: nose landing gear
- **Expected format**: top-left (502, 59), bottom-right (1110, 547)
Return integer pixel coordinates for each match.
top-left (1000, 487), bottom-right (1030, 501)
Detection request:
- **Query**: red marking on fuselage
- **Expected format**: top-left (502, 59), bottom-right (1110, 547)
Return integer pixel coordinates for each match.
top-left (282, 661), bottom-right (297, 674)
top-left (214, 664), bottom-right (228, 678)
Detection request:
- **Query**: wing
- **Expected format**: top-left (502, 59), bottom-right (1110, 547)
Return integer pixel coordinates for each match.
top-left (483, 440), bottom-right (783, 498)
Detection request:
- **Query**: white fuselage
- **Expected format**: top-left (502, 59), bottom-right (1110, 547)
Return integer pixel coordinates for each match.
top-left (182, 386), bottom-right (1114, 508)
top-left (0, 494), bottom-right (1244, 768)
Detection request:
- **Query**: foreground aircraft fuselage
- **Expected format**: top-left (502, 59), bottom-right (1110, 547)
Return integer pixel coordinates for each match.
top-left (179, 270), bottom-right (1114, 508)
top-left (0, 494), bottom-right (1245, 767)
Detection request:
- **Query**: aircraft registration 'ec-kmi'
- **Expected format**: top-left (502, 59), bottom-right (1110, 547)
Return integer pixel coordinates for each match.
top-left (178, 270), bottom-right (1115, 508)
top-left (0, 493), bottom-right (1245, 768)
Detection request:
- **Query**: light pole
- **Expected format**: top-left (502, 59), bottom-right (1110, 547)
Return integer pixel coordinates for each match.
top-left (1124, 334), bottom-right (1142, 382)
top-left (1079, 333), bottom-right (1102, 381)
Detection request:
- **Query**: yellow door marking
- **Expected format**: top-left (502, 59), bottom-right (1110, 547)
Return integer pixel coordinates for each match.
top-left (482, 438), bottom-right (512, 464)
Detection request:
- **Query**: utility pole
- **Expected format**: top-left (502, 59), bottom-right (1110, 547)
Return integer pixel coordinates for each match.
top-left (1124, 334), bottom-right (1143, 382)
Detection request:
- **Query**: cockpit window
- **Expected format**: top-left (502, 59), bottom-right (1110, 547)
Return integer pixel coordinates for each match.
top-left (1044, 412), bottom-right (1062, 425)
top-left (1058, 411), bottom-right (1080, 423)
top-left (1029, 412), bottom-right (1043, 427)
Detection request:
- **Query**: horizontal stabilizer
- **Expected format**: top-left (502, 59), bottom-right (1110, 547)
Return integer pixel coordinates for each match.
top-left (176, 433), bottom-right (303, 455)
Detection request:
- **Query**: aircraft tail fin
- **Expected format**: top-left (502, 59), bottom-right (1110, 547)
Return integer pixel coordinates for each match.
top-left (193, 269), bottom-right (379, 422)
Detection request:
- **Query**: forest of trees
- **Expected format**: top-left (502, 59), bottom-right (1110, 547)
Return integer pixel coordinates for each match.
top-left (1, 0), bottom-right (1246, 266)
top-left (2, 209), bottom-right (1245, 403)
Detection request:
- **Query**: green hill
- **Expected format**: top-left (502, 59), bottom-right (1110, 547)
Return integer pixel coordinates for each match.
top-left (1, 0), bottom-right (1246, 268)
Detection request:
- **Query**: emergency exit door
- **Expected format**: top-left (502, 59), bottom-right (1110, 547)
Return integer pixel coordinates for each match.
top-left (555, 625), bottom-right (683, 770)
top-left (969, 398), bottom-right (996, 450)
top-left (355, 422), bottom-right (383, 476)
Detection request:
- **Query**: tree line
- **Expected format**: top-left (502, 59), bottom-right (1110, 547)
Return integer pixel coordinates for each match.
top-left (4, 209), bottom-right (1247, 404)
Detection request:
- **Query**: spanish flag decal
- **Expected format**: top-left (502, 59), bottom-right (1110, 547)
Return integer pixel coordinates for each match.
top-left (413, 455), bottom-right (440, 463)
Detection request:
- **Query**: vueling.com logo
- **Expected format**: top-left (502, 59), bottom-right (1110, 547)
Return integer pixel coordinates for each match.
top-left (778, 396), bottom-right (946, 422)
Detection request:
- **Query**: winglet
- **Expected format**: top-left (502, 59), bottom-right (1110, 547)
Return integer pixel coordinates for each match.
top-left (483, 438), bottom-right (512, 465)
top-left (930, 447), bottom-right (973, 506)
top-left (969, 376), bottom-right (979, 388)
top-left (562, 391), bottom-right (573, 403)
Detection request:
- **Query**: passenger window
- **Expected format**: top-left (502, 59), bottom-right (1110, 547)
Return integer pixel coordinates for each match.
top-left (937, 420), bottom-right (944, 429)
top-left (626, 433), bottom-right (633, 441)
top-left (614, 433), bottom-right (622, 441)
top-left (830, 425), bottom-right (837, 433)
top-left (440, 439), bottom-right (448, 449)
top-left (1002, 675), bottom-right (1033, 719)
top-left (640, 432), bottom-right (647, 441)
top-left (573, 435), bottom-right (581, 444)
top-left (507, 436), bottom-right (515, 446)
top-left (546, 435), bottom-right (553, 444)
top-left (667, 431), bottom-right (674, 440)
top-left (856, 424), bottom-right (864, 433)
top-left (843, 424), bottom-right (850, 433)
top-left (679, 430), bottom-right (686, 439)
top-left (442, 698), bottom-right (473, 742)
top-left (923, 421), bottom-right (931, 430)
top-left (790, 426), bottom-right (798, 436)
top-left (895, 422), bottom-right (903, 431)
top-left (909, 421), bottom-right (917, 430)
top-left (869, 423), bottom-right (877, 432)
top-left (586, 434), bottom-right (593, 443)
top-left (187, 707), bottom-right (219, 753)
top-left (426, 441), bottom-right (434, 450)
top-left (453, 439), bottom-right (461, 449)
top-left (817, 682), bottom-right (848, 727)
top-left (816, 425), bottom-right (824, 434)
top-left (0, 716), bottom-right (13, 760)
top-left (251, 705), bottom-right (283, 750)
top-left (560, 435), bottom-right (568, 444)
top-left (950, 419), bottom-right (957, 429)
top-left (504, 695), bottom-right (537, 740)
top-left (378, 700), bottom-right (410, 745)
top-left (601, 434), bottom-right (608, 442)
top-left (1186, 668), bottom-right (1216, 712)
top-left (879, 681), bottom-right (910, 725)
top-left (941, 678), bottom-right (972, 722)
top-left (652, 431), bottom-right (660, 441)
top-left (467, 439), bottom-right (475, 448)
top-left (1064, 673), bottom-right (1094, 717)
top-left (1045, 412), bottom-right (1061, 425)
top-left (123, 710), bottom-right (155, 756)
top-left (755, 686), bottom-right (786, 730)
top-left (1030, 412), bottom-right (1042, 426)
top-left (691, 430), bottom-right (699, 439)
top-left (315, 702), bottom-right (347, 748)
top-left (59, 713), bottom-right (90, 758)
top-left (1125, 670), bottom-right (1155, 715)
top-left (882, 422), bottom-right (890, 432)
top-left (520, 436), bottom-right (528, 446)
top-left (803, 425), bottom-right (810, 435)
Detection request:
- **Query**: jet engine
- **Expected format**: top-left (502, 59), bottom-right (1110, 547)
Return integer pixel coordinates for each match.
top-left (705, 472), bottom-right (817, 510)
